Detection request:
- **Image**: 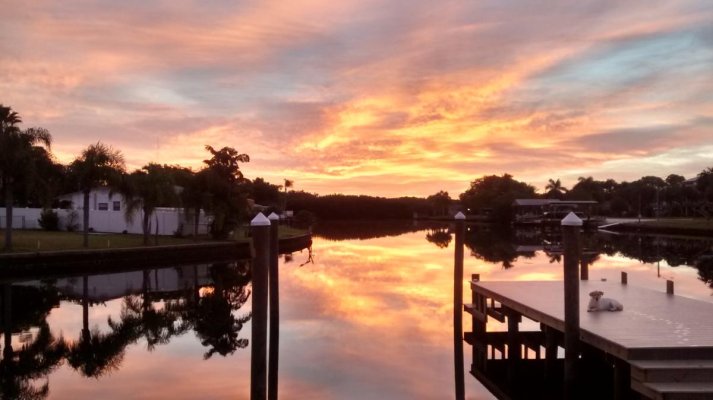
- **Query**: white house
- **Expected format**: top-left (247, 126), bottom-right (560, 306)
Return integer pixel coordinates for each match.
top-left (0, 187), bottom-right (210, 236)
top-left (55, 187), bottom-right (210, 236)
top-left (57, 187), bottom-right (125, 213)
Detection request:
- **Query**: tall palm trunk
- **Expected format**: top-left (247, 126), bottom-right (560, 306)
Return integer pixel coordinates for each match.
top-left (193, 206), bottom-right (200, 241)
top-left (3, 182), bottom-right (13, 251)
top-left (3, 284), bottom-right (12, 360)
top-left (82, 276), bottom-right (89, 339)
top-left (83, 190), bottom-right (90, 248)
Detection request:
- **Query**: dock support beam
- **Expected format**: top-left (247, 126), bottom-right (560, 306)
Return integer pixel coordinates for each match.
top-left (544, 326), bottom-right (559, 379)
top-left (251, 213), bottom-right (271, 400)
top-left (454, 212), bottom-right (465, 400)
top-left (613, 357), bottom-right (631, 400)
top-left (267, 213), bottom-right (280, 400)
top-left (506, 308), bottom-right (522, 361)
top-left (471, 274), bottom-right (487, 372)
top-left (562, 212), bottom-right (583, 399)
top-left (667, 279), bottom-right (674, 295)
top-left (580, 258), bottom-right (589, 281)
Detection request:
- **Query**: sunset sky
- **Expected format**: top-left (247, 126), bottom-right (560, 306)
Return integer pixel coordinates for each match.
top-left (2, 1), bottom-right (712, 197)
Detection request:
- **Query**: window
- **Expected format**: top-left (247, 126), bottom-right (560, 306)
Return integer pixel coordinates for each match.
top-left (113, 201), bottom-right (121, 211)
top-left (98, 202), bottom-right (108, 211)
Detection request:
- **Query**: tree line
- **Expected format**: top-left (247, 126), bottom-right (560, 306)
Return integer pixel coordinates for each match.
top-left (459, 171), bottom-right (713, 223)
top-left (1, 104), bottom-right (263, 250)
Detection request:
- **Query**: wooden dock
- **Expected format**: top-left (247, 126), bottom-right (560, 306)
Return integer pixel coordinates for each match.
top-left (466, 279), bottom-right (713, 400)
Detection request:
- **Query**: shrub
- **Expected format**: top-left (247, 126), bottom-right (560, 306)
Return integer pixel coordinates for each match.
top-left (65, 210), bottom-right (80, 232)
top-left (38, 209), bottom-right (60, 231)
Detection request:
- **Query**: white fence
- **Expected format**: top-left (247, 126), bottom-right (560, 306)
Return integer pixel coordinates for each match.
top-left (0, 207), bottom-right (210, 236)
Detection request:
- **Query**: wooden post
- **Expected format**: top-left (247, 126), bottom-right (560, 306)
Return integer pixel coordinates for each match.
top-left (267, 213), bottom-right (280, 400)
top-left (562, 212), bottom-right (582, 399)
top-left (621, 272), bottom-right (628, 285)
top-left (544, 326), bottom-right (558, 379)
top-left (454, 212), bottom-right (465, 400)
top-left (613, 357), bottom-right (631, 400)
top-left (251, 213), bottom-right (270, 400)
top-left (667, 280), bottom-right (674, 295)
top-left (2, 284), bottom-right (12, 359)
top-left (580, 258), bottom-right (588, 281)
top-left (506, 308), bottom-right (522, 361)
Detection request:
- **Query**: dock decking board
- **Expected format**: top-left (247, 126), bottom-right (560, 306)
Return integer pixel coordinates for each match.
top-left (470, 280), bottom-right (713, 361)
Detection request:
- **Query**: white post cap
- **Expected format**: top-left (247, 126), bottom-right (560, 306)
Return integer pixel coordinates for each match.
top-left (561, 212), bottom-right (583, 226)
top-left (251, 212), bottom-right (271, 226)
top-left (268, 212), bottom-right (280, 221)
top-left (455, 212), bottom-right (466, 220)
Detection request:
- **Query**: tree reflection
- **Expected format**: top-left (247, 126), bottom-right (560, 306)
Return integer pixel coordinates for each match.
top-left (1, 283), bottom-right (66, 400)
top-left (464, 227), bottom-right (528, 269)
top-left (193, 262), bottom-right (252, 359)
top-left (696, 256), bottom-right (713, 289)
top-left (66, 276), bottom-right (130, 378)
top-left (426, 228), bottom-right (452, 249)
top-left (1, 322), bottom-right (67, 400)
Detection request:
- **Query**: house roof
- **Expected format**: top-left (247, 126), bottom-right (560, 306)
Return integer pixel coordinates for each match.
top-left (513, 199), bottom-right (556, 206)
top-left (513, 199), bottom-right (598, 206)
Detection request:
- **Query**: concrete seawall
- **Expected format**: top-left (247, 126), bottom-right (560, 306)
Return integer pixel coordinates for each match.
top-left (0, 233), bottom-right (312, 281)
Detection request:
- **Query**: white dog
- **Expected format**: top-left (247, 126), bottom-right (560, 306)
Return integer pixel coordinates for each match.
top-left (587, 290), bottom-right (623, 312)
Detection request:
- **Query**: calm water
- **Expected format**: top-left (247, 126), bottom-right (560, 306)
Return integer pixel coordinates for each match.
top-left (2, 221), bottom-right (713, 399)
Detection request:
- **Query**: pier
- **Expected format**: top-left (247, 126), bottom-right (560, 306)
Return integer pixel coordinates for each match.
top-left (465, 278), bottom-right (713, 399)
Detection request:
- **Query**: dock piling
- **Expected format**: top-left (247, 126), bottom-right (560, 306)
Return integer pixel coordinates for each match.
top-left (250, 213), bottom-right (271, 400)
top-left (454, 212), bottom-right (466, 400)
top-left (562, 212), bottom-right (583, 399)
top-left (580, 258), bottom-right (588, 281)
top-left (267, 213), bottom-right (280, 400)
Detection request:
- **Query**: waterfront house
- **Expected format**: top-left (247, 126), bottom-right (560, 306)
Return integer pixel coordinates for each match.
top-left (513, 199), bottom-right (600, 225)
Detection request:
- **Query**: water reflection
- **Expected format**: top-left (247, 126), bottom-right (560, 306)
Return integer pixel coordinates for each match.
top-left (0, 262), bottom-right (254, 399)
top-left (426, 228), bottom-right (452, 249)
top-left (0, 222), bottom-right (711, 399)
top-left (461, 224), bottom-right (713, 287)
top-left (1, 284), bottom-right (66, 400)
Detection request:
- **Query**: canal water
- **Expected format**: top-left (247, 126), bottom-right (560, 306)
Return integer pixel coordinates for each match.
top-left (1, 221), bottom-right (712, 399)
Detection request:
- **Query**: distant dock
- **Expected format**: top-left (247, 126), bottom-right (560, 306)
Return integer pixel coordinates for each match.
top-left (465, 279), bottom-right (713, 399)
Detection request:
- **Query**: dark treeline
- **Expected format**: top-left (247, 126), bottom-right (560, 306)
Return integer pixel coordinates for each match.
top-left (286, 192), bottom-right (431, 220)
top-left (460, 170), bottom-right (713, 222)
top-left (312, 220), bottom-right (444, 241)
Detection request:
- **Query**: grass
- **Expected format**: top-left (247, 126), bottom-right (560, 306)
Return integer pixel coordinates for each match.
top-left (0, 225), bottom-right (307, 253)
top-left (631, 218), bottom-right (713, 230)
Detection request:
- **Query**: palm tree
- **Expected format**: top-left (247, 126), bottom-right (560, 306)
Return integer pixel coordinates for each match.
top-left (180, 169), bottom-right (211, 240)
top-left (67, 143), bottom-right (125, 247)
top-left (283, 179), bottom-right (293, 212)
top-left (0, 105), bottom-right (52, 251)
top-left (544, 178), bottom-right (567, 199)
top-left (120, 164), bottom-right (178, 245)
top-left (202, 146), bottom-right (250, 239)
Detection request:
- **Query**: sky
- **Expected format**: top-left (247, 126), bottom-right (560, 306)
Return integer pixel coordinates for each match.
top-left (2, 0), bottom-right (712, 197)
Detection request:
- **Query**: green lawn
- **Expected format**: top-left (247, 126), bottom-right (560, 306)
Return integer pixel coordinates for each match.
top-left (0, 225), bottom-right (307, 253)
top-left (634, 218), bottom-right (713, 230)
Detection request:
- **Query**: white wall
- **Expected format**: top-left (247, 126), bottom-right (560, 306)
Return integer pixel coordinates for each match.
top-left (0, 207), bottom-right (210, 236)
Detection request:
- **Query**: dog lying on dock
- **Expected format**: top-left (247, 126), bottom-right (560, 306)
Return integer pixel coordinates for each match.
top-left (587, 290), bottom-right (623, 312)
